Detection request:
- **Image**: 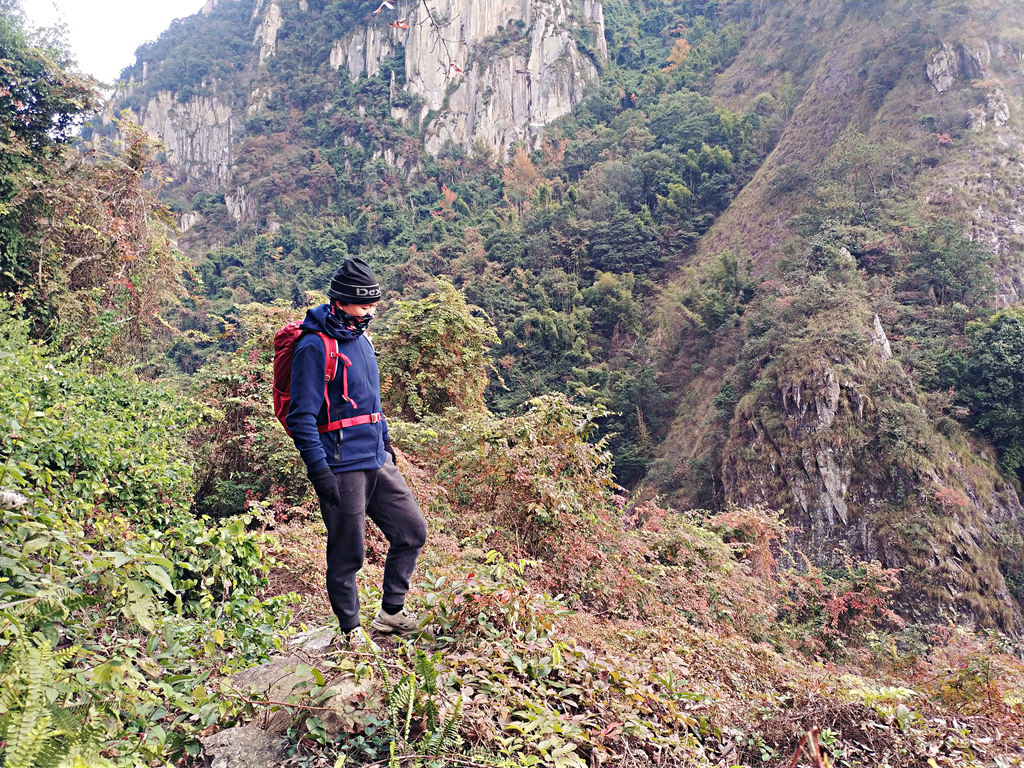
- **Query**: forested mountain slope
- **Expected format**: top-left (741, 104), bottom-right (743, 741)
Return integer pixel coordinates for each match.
top-left (646, 0), bottom-right (1024, 630)
top-left (98, 0), bottom-right (1024, 630)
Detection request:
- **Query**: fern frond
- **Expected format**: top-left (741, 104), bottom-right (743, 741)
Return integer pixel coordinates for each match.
top-left (5, 709), bottom-right (52, 768)
top-left (423, 699), bottom-right (439, 732)
top-left (414, 649), bottom-right (439, 694)
top-left (402, 676), bottom-right (416, 742)
top-left (424, 698), bottom-right (464, 756)
top-left (25, 734), bottom-right (70, 768)
top-left (47, 704), bottom-right (88, 737)
top-left (441, 698), bottom-right (464, 752)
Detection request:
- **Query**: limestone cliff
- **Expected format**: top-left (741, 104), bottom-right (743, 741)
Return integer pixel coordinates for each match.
top-left (134, 91), bottom-right (236, 188)
top-left (113, 0), bottom-right (604, 216)
top-left (329, 0), bottom-right (605, 157)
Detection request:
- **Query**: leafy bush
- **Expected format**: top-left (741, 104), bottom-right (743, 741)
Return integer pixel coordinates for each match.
top-left (377, 278), bottom-right (499, 422)
top-left (0, 309), bottom-right (296, 766)
top-left (395, 394), bottom-right (656, 616)
top-left (190, 302), bottom-right (310, 517)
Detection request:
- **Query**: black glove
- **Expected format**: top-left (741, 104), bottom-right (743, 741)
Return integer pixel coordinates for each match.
top-left (384, 437), bottom-right (397, 465)
top-left (309, 466), bottom-right (340, 506)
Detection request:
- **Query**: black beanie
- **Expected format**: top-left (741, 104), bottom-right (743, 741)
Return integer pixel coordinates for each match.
top-left (327, 257), bottom-right (382, 304)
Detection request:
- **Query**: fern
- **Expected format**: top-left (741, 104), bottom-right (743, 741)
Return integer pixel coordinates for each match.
top-left (24, 735), bottom-right (67, 768)
top-left (2, 638), bottom-right (51, 768)
top-left (401, 676), bottom-right (416, 742)
top-left (414, 649), bottom-right (440, 694)
top-left (5, 710), bottom-right (51, 768)
top-left (0, 637), bottom-right (90, 768)
top-left (423, 697), bottom-right (464, 756)
top-left (422, 699), bottom-right (440, 732)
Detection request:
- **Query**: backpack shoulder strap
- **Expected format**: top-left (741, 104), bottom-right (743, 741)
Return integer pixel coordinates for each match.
top-left (316, 332), bottom-right (339, 382)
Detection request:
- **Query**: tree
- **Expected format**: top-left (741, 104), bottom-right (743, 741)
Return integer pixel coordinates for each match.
top-left (1, 0), bottom-right (95, 304)
top-left (910, 220), bottom-right (994, 307)
top-left (377, 278), bottom-right (499, 421)
top-left (662, 37), bottom-right (691, 72)
top-left (502, 146), bottom-right (541, 215)
top-left (956, 308), bottom-right (1024, 483)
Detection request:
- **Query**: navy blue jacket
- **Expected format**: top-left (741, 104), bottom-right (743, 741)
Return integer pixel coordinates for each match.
top-left (286, 304), bottom-right (389, 473)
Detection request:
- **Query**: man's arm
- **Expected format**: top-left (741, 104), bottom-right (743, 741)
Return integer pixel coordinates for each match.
top-left (287, 336), bottom-right (330, 472)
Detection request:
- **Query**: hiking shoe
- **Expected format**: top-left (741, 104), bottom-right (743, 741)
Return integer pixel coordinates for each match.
top-left (370, 608), bottom-right (421, 635)
top-left (333, 628), bottom-right (380, 654)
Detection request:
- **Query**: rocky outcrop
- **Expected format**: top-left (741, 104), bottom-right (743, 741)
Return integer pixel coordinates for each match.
top-left (136, 91), bottom-right (235, 188)
top-left (329, 0), bottom-right (606, 157)
top-left (420, 3), bottom-right (601, 156)
top-left (199, 627), bottom-right (376, 768)
top-left (225, 185), bottom-right (252, 223)
top-left (926, 37), bottom-right (1023, 93)
top-left (254, 2), bottom-right (283, 65)
top-left (330, 23), bottom-right (396, 81)
top-left (918, 31), bottom-right (1024, 298)
top-left (722, 311), bottom-right (1024, 630)
top-left (179, 211), bottom-right (204, 233)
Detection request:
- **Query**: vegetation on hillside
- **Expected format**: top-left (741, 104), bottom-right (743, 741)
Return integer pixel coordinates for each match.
top-left (116, 0), bottom-right (774, 488)
top-left (3, 0), bottom-right (1024, 766)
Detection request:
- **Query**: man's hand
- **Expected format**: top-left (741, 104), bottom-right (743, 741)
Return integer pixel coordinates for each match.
top-left (309, 466), bottom-right (340, 506)
top-left (384, 437), bottom-right (397, 465)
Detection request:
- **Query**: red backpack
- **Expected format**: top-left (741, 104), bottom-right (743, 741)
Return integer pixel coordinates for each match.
top-left (272, 323), bottom-right (364, 436)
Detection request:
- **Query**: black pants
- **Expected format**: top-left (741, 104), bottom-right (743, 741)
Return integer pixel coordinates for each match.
top-left (319, 457), bottom-right (427, 631)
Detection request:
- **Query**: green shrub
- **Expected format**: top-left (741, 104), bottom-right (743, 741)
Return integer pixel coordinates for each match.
top-left (0, 308), bottom-right (296, 766)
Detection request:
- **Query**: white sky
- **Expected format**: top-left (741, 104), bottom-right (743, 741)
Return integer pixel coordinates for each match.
top-left (20, 0), bottom-right (206, 85)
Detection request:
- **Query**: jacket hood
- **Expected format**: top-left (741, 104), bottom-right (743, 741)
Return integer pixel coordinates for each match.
top-left (299, 303), bottom-right (333, 335)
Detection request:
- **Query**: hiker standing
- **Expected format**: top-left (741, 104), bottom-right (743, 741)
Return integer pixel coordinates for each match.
top-left (283, 257), bottom-right (426, 640)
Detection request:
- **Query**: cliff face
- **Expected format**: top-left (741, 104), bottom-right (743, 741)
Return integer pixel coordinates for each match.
top-left (921, 34), bottom-right (1024, 302)
top-left (330, 0), bottom-right (605, 156)
top-left (114, 0), bottom-right (604, 212)
top-left (133, 91), bottom-right (236, 188)
top-left (702, 0), bottom-right (1024, 294)
top-left (721, 307), bottom-right (1024, 629)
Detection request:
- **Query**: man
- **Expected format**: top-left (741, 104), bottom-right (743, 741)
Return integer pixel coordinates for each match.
top-left (287, 257), bottom-right (427, 641)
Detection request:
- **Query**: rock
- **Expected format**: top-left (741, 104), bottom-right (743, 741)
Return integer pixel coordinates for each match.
top-left (869, 314), bottom-right (892, 361)
top-left (987, 86), bottom-right (1009, 127)
top-left (285, 625), bottom-right (336, 652)
top-left (329, 23), bottom-right (396, 80)
top-left (225, 186), bottom-right (251, 223)
top-left (229, 628), bottom-right (377, 738)
top-left (136, 91), bottom-right (235, 188)
top-left (0, 489), bottom-right (28, 510)
top-left (960, 37), bottom-right (991, 79)
top-left (179, 211), bottom-right (203, 233)
top-left (968, 106), bottom-right (987, 131)
top-left (254, 3), bottom-right (284, 65)
top-left (926, 42), bottom-right (958, 93)
top-left (200, 726), bottom-right (287, 768)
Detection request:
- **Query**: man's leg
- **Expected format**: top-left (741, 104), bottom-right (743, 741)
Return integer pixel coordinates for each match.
top-left (365, 458), bottom-right (427, 613)
top-left (321, 470), bottom-right (371, 631)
